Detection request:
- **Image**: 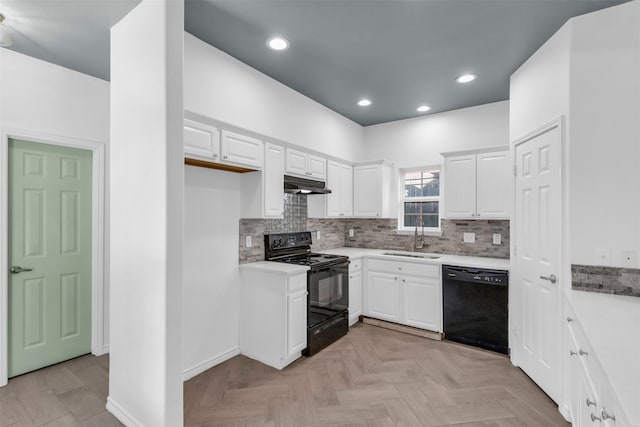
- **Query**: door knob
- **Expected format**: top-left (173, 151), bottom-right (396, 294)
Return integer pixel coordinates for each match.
top-left (10, 266), bottom-right (33, 274)
top-left (539, 274), bottom-right (557, 284)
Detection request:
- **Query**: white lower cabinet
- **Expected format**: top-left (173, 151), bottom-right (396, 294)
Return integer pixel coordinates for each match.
top-left (364, 258), bottom-right (441, 332)
top-left (565, 304), bottom-right (629, 427)
top-left (239, 265), bottom-right (308, 370)
top-left (348, 258), bottom-right (362, 326)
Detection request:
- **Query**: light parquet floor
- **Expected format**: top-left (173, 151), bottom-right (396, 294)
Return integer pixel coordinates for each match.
top-left (184, 324), bottom-right (570, 427)
top-left (0, 323), bottom-right (570, 426)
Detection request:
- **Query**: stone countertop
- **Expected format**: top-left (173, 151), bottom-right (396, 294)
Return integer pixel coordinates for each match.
top-left (239, 261), bottom-right (309, 276)
top-left (566, 289), bottom-right (640, 425)
top-left (318, 247), bottom-right (510, 271)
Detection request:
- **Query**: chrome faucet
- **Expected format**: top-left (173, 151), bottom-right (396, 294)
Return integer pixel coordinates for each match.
top-left (414, 217), bottom-right (424, 250)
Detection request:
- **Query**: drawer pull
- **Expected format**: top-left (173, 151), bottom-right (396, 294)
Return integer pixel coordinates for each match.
top-left (590, 413), bottom-right (602, 422)
top-left (601, 409), bottom-right (616, 421)
top-left (586, 398), bottom-right (597, 407)
top-left (569, 350), bottom-right (578, 356)
top-left (579, 349), bottom-right (589, 356)
top-left (567, 317), bottom-right (574, 323)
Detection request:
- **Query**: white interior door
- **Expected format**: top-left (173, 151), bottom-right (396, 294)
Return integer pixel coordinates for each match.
top-left (512, 123), bottom-right (563, 403)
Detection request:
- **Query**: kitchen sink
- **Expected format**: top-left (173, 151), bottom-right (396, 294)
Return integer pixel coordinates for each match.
top-left (382, 252), bottom-right (441, 260)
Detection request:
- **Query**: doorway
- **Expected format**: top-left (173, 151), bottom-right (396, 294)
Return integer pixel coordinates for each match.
top-left (1, 131), bottom-right (106, 386)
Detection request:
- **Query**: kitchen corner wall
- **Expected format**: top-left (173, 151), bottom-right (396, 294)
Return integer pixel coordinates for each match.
top-left (239, 195), bottom-right (510, 263)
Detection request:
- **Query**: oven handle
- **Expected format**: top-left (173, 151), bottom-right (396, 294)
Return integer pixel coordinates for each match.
top-left (311, 261), bottom-right (350, 274)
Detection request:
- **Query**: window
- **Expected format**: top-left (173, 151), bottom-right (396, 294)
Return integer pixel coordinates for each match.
top-left (399, 167), bottom-right (441, 231)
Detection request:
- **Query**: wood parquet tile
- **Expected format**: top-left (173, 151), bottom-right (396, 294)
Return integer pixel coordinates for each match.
top-left (1, 323), bottom-right (570, 426)
top-left (184, 324), bottom-right (570, 427)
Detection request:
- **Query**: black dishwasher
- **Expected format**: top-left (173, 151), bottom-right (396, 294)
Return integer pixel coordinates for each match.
top-left (442, 265), bottom-right (509, 354)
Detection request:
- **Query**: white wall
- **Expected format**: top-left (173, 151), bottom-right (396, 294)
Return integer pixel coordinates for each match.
top-left (0, 49), bottom-right (110, 384)
top-left (568, 1), bottom-right (640, 267)
top-left (182, 166), bottom-right (242, 378)
top-left (509, 26), bottom-right (571, 142)
top-left (108, 0), bottom-right (184, 425)
top-left (184, 33), bottom-right (363, 162)
top-left (363, 101), bottom-right (509, 169)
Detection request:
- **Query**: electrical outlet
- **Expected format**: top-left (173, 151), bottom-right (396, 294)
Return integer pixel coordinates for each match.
top-left (349, 229), bottom-right (355, 237)
top-left (621, 250), bottom-right (637, 268)
top-left (595, 248), bottom-right (611, 266)
top-left (316, 230), bottom-right (322, 240)
top-left (245, 235), bottom-right (252, 248)
top-left (493, 233), bottom-right (502, 245)
top-left (463, 232), bottom-right (475, 243)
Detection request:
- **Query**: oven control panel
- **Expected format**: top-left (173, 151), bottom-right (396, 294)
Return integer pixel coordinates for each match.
top-left (265, 231), bottom-right (312, 250)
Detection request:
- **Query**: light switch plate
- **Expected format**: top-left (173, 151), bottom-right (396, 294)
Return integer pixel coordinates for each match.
top-left (595, 248), bottom-right (611, 266)
top-left (349, 228), bottom-right (355, 237)
top-left (621, 250), bottom-right (637, 268)
top-left (463, 232), bottom-right (475, 243)
top-left (493, 233), bottom-right (502, 245)
top-left (316, 230), bottom-right (322, 240)
top-left (245, 235), bottom-right (252, 248)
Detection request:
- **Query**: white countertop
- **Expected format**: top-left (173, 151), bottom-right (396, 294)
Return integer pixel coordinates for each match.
top-left (239, 261), bottom-right (309, 276)
top-left (318, 247), bottom-right (510, 271)
top-left (566, 289), bottom-right (640, 425)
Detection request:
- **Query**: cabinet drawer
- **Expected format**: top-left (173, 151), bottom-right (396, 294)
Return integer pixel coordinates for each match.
top-left (349, 258), bottom-right (362, 272)
top-left (288, 274), bottom-right (307, 293)
top-left (368, 258), bottom-right (439, 278)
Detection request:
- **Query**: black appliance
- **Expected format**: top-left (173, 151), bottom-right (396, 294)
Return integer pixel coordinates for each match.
top-left (442, 265), bottom-right (509, 354)
top-left (264, 231), bottom-right (349, 356)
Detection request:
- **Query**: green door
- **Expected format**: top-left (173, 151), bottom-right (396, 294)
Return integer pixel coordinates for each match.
top-left (8, 139), bottom-right (92, 377)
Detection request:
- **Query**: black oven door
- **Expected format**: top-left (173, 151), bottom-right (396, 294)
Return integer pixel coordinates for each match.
top-left (307, 261), bottom-right (349, 328)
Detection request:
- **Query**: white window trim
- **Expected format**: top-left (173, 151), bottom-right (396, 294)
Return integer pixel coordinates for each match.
top-left (397, 166), bottom-right (442, 235)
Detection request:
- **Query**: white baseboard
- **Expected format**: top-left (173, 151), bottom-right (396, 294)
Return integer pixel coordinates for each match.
top-left (106, 396), bottom-right (143, 427)
top-left (182, 347), bottom-right (240, 381)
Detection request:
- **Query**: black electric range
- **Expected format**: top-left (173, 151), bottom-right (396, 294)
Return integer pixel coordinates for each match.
top-left (264, 231), bottom-right (350, 356)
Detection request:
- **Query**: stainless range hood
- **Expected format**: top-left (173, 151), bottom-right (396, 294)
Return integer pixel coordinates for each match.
top-left (284, 174), bottom-right (332, 195)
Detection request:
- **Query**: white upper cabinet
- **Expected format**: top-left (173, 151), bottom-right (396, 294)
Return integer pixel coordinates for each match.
top-left (221, 130), bottom-right (264, 169)
top-left (184, 119), bottom-right (220, 161)
top-left (443, 148), bottom-right (511, 219)
top-left (285, 148), bottom-right (326, 180)
top-left (183, 118), bottom-right (264, 170)
top-left (353, 161), bottom-right (392, 218)
top-left (263, 143), bottom-right (285, 218)
top-left (308, 160), bottom-right (353, 218)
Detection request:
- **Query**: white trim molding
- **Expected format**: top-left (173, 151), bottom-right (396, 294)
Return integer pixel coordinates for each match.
top-left (0, 128), bottom-right (107, 387)
top-left (182, 346), bottom-right (240, 382)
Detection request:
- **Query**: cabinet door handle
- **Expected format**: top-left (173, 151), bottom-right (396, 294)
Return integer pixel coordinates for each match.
top-left (212, 153), bottom-right (218, 158)
top-left (540, 274), bottom-right (557, 284)
top-left (590, 414), bottom-right (602, 422)
top-left (586, 398), bottom-right (597, 407)
top-left (402, 278), bottom-right (406, 282)
top-left (394, 277), bottom-right (398, 280)
top-left (398, 267), bottom-right (402, 271)
top-left (569, 350), bottom-right (578, 356)
top-left (579, 349), bottom-right (589, 356)
top-left (567, 317), bottom-right (574, 323)
top-left (601, 409), bottom-right (616, 421)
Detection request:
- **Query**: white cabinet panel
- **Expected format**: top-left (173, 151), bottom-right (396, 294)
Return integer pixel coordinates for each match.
top-left (308, 154), bottom-right (327, 180)
top-left (287, 290), bottom-right (308, 356)
top-left (264, 143), bottom-right (284, 218)
top-left (444, 155), bottom-right (476, 218)
top-left (402, 276), bottom-right (440, 331)
top-left (326, 161), bottom-right (342, 217)
top-left (366, 271), bottom-right (400, 322)
top-left (285, 148), bottom-right (308, 176)
top-left (285, 148), bottom-right (326, 180)
top-left (184, 119), bottom-right (220, 161)
top-left (476, 151), bottom-right (511, 218)
top-left (308, 161), bottom-right (353, 218)
top-left (221, 130), bottom-right (264, 169)
top-left (349, 264), bottom-right (362, 326)
top-left (353, 162), bottom-right (391, 218)
top-left (340, 163), bottom-right (354, 216)
top-left (443, 148), bottom-right (511, 219)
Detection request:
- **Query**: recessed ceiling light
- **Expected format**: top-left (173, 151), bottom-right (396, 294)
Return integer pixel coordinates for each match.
top-left (416, 105), bottom-right (431, 113)
top-left (456, 73), bottom-right (477, 83)
top-left (357, 99), bottom-right (372, 107)
top-left (267, 36), bottom-right (289, 51)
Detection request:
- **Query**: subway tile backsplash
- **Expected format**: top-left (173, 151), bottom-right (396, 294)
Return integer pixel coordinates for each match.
top-left (239, 195), bottom-right (510, 263)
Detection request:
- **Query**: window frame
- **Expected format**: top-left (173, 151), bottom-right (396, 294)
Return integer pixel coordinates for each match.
top-left (397, 166), bottom-right (442, 235)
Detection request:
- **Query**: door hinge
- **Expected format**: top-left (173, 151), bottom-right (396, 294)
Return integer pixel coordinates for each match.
top-left (513, 165), bottom-right (517, 176)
